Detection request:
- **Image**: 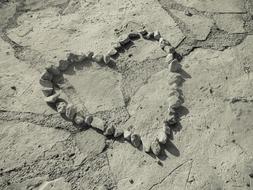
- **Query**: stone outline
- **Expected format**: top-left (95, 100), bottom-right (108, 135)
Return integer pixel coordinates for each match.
top-left (39, 30), bottom-right (183, 156)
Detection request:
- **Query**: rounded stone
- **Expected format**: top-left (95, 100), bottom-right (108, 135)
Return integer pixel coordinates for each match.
top-left (123, 130), bottom-right (131, 140)
top-left (84, 115), bottom-right (93, 125)
top-left (65, 104), bottom-right (77, 120)
top-left (74, 115), bottom-right (84, 125)
top-left (162, 124), bottom-right (171, 135)
top-left (118, 34), bottom-right (130, 45)
top-left (39, 79), bottom-right (53, 88)
top-left (92, 54), bottom-right (103, 63)
top-left (131, 134), bottom-right (142, 148)
top-left (114, 128), bottom-right (124, 138)
top-left (104, 125), bottom-right (115, 136)
top-left (87, 51), bottom-right (94, 59)
top-left (151, 139), bottom-right (161, 156)
top-left (56, 102), bottom-right (67, 114)
top-left (107, 48), bottom-right (118, 56)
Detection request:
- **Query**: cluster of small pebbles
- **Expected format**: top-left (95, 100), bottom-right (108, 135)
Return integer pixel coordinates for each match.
top-left (39, 29), bottom-right (183, 157)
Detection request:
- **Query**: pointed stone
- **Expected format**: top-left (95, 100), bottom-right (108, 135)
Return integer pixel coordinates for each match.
top-left (84, 115), bottom-right (93, 125)
top-left (65, 104), bottom-right (77, 120)
top-left (169, 59), bottom-right (181, 72)
top-left (151, 139), bottom-right (161, 156)
top-left (104, 125), bottom-right (115, 136)
top-left (114, 128), bottom-right (124, 138)
top-left (131, 134), bottom-right (142, 148)
top-left (154, 31), bottom-right (161, 40)
top-left (158, 131), bottom-right (167, 144)
top-left (44, 92), bottom-right (60, 103)
top-left (123, 130), bottom-right (131, 140)
top-left (56, 101), bottom-right (67, 114)
top-left (41, 87), bottom-right (53, 97)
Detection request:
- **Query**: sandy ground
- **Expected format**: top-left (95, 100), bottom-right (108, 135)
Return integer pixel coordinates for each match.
top-left (0, 0), bottom-right (253, 189)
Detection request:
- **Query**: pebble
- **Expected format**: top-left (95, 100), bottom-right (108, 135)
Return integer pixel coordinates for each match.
top-left (39, 79), bottom-right (53, 88)
top-left (118, 34), bottom-right (131, 45)
top-left (185, 9), bottom-right (192, 16)
top-left (162, 124), bottom-right (171, 135)
top-left (165, 53), bottom-right (173, 63)
top-left (67, 53), bottom-right (79, 63)
top-left (123, 130), bottom-right (131, 140)
top-left (164, 45), bottom-right (175, 53)
top-left (77, 53), bottom-right (87, 62)
top-left (158, 131), bottom-right (167, 144)
top-left (139, 29), bottom-right (148, 36)
top-left (41, 87), bottom-right (53, 97)
top-left (169, 59), bottom-right (181, 72)
top-left (151, 139), bottom-right (161, 156)
top-left (107, 48), bottom-right (118, 56)
top-left (56, 101), bottom-right (67, 113)
top-left (145, 32), bottom-right (154, 39)
top-left (58, 60), bottom-right (70, 71)
top-left (143, 141), bottom-right (151, 153)
top-left (128, 32), bottom-right (140, 39)
top-left (44, 92), bottom-right (60, 103)
top-left (131, 134), bottom-right (142, 148)
top-left (74, 115), bottom-right (84, 125)
top-left (112, 42), bottom-right (122, 50)
top-left (114, 128), bottom-right (124, 138)
top-left (153, 31), bottom-right (161, 40)
top-left (92, 54), bottom-right (103, 63)
top-left (92, 117), bottom-right (105, 132)
top-left (87, 51), bottom-right (94, 59)
top-left (168, 95), bottom-right (182, 109)
top-left (165, 114), bottom-right (177, 125)
top-left (65, 104), bottom-right (77, 120)
top-left (46, 65), bottom-right (61, 76)
top-left (84, 115), bottom-right (93, 125)
top-left (104, 125), bottom-right (115, 136)
top-left (103, 54), bottom-right (111, 64)
top-left (159, 38), bottom-right (170, 49)
top-left (41, 71), bottom-right (53, 81)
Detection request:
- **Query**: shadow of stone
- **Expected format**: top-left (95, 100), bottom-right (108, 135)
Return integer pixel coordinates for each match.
top-left (164, 140), bottom-right (180, 157)
top-left (179, 68), bottom-right (191, 79)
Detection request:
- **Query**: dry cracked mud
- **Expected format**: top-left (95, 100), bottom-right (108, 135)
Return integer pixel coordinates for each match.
top-left (0, 0), bottom-right (253, 190)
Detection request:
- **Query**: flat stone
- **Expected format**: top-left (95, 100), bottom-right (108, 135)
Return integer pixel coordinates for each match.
top-left (104, 125), bottom-right (115, 136)
top-left (114, 128), bottom-right (124, 138)
top-left (170, 9), bottom-right (213, 40)
top-left (168, 59), bottom-right (181, 72)
top-left (158, 131), bottom-right (167, 144)
top-left (92, 117), bottom-right (106, 131)
top-left (41, 87), bottom-right (53, 97)
top-left (44, 92), bottom-right (60, 103)
top-left (151, 139), bottom-right (161, 156)
top-left (214, 14), bottom-right (245, 34)
top-left (56, 101), bottom-right (67, 114)
top-left (131, 134), bottom-right (142, 148)
top-left (65, 104), bottom-right (77, 120)
top-left (38, 177), bottom-right (71, 190)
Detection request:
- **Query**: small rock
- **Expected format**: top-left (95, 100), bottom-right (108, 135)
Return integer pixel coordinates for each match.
top-left (112, 42), bottom-right (122, 50)
top-left (143, 141), bottom-right (151, 153)
top-left (139, 29), bottom-right (148, 36)
top-left (164, 45), bottom-right (175, 53)
top-left (103, 54), bottom-right (111, 64)
top-left (123, 130), bottom-right (131, 140)
top-left (92, 54), bottom-right (103, 63)
top-left (159, 38), bottom-right (170, 49)
top-left (165, 114), bottom-right (177, 125)
top-left (162, 124), bottom-right (171, 135)
top-left (46, 65), bottom-right (61, 76)
top-left (74, 115), bottom-right (84, 125)
top-left (114, 128), bottom-right (124, 138)
top-left (87, 51), bottom-right (94, 59)
top-left (41, 87), bottom-right (53, 97)
top-left (168, 59), bottom-right (181, 72)
top-left (67, 53), bottom-right (80, 63)
top-left (58, 60), bottom-right (70, 71)
top-left (118, 34), bottom-right (131, 45)
top-left (185, 9), bottom-right (192, 16)
top-left (249, 173), bottom-right (253, 178)
top-left (56, 101), bottom-right (67, 113)
top-left (165, 53), bottom-right (173, 63)
top-left (131, 134), bottom-right (142, 148)
top-left (41, 70), bottom-right (53, 81)
top-left (65, 104), bottom-right (77, 120)
top-left (92, 117), bottom-right (105, 131)
top-left (44, 92), bottom-right (60, 103)
top-left (39, 79), bottom-right (53, 88)
top-left (128, 32), bottom-right (140, 39)
top-left (151, 139), bottom-right (161, 156)
top-left (168, 95), bottom-right (182, 109)
top-left (144, 32), bottom-right (154, 39)
top-left (77, 53), bottom-right (87, 62)
top-left (84, 115), bottom-right (93, 125)
top-left (129, 179), bottom-right (134, 184)
top-left (158, 131), bottom-right (167, 144)
top-left (104, 125), bottom-right (115, 136)
top-left (107, 48), bottom-right (118, 56)
top-left (154, 30), bottom-right (161, 40)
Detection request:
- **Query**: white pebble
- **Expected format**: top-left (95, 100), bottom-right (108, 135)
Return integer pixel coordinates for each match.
top-left (153, 31), bottom-right (161, 40)
top-left (84, 115), bottom-right (93, 125)
top-left (123, 130), bottom-right (131, 140)
top-left (151, 139), bottom-right (161, 156)
top-left (158, 131), bottom-right (167, 144)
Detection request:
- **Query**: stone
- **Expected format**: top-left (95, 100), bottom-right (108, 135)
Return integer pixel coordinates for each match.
top-left (165, 53), bottom-right (173, 63)
top-left (184, 9), bottom-right (192, 16)
top-left (130, 134), bottom-right (142, 148)
top-left (87, 51), bottom-right (94, 59)
top-left (151, 139), bottom-right (161, 156)
top-left (114, 128), bottom-right (124, 138)
top-left (139, 29), bottom-right (148, 36)
top-left (38, 177), bottom-right (71, 190)
top-left (41, 87), bottom-right (53, 97)
top-left (56, 101), bottom-right (67, 114)
top-left (41, 70), bottom-right (53, 81)
top-left (67, 53), bottom-right (79, 63)
top-left (154, 30), bottom-right (161, 40)
top-left (84, 115), bottom-right (93, 125)
top-left (164, 45), bottom-right (175, 53)
top-left (65, 104), bottom-right (77, 120)
top-left (143, 140), bottom-right (151, 153)
top-left (77, 53), bottom-right (87, 62)
top-left (158, 131), bottom-right (167, 144)
top-left (159, 38), bottom-right (170, 49)
top-left (92, 54), bottom-right (103, 63)
top-left (128, 32), bottom-right (140, 39)
top-left (123, 130), bottom-right (131, 140)
top-left (168, 59), bottom-right (181, 72)
top-left (58, 60), bottom-right (70, 71)
top-left (165, 114), bottom-right (177, 125)
top-left (162, 124), bottom-right (171, 135)
top-left (44, 92), bottom-right (60, 103)
top-left (74, 115), bottom-right (84, 125)
top-left (104, 125), bottom-right (115, 136)
top-left (118, 34), bottom-right (130, 45)
top-left (103, 54), bottom-right (111, 64)
top-left (112, 42), bottom-right (122, 50)
top-left (144, 32), bottom-right (154, 39)
top-left (39, 79), bottom-right (53, 88)
top-left (46, 65), bottom-right (61, 76)
top-left (107, 48), bottom-right (118, 56)
top-left (92, 117), bottom-right (106, 131)
top-left (168, 95), bottom-right (182, 109)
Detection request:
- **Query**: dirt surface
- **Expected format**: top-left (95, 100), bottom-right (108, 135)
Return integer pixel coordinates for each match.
top-left (0, 0), bottom-right (253, 189)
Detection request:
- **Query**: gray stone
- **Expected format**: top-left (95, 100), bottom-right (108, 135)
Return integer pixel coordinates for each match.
top-left (151, 139), bottom-right (161, 156)
top-left (58, 60), bottom-right (70, 71)
top-left (162, 124), bottom-right (171, 135)
top-left (92, 117), bottom-right (105, 131)
top-left (92, 54), bottom-right (103, 63)
top-left (56, 101), bottom-right (67, 114)
top-left (41, 70), bottom-right (53, 81)
top-left (165, 53), bottom-right (173, 64)
top-left (44, 92), bottom-right (60, 103)
top-left (118, 34), bottom-right (130, 45)
top-left (128, 32), bottom-right (140, 39)
top-left (154, 30), bottom-right (161, 40)
top-left (123, 130), bottom-right (131, 140)
top-left (139, 29), bottom-right (148, 36)
top-left (145, 32), bottom-right (154, 40)
top-left (41, 87), bottom-right (53, 97)
top-left (131, 134), bottom-right (142, 148)
top-left (143, 140), bottom-right (151, 153)
top-left (165, 114), bottom-right (177, 125)
top-left (112, 42), bottom-right (122, 50)
top-left (46, 65), bottom-right (61, 76)
top-left (164, 45), bottom-right (174, 53)
top-left (159, 38), bottom-right (170, 49)
top-left (107, 48), bottom-right (118, 56)
top-left (184, 9), bottom-right (192, 16)
top-left (65, 104), bottom-right (77, 120)
top-left (39, 79), bottom-right (53, 88)
top-left (158, 131), bottom-right (167, 144)
top-left (168, 95), bottom-right (182, 109)
top-left (104, 125), bottom-right (115, 136)
top-left (114, 128), bottom-right (124, 138)
top-left (168, 59), bottom-right (181, 72)
top-left (87, 51), bottom-right (94, 59)
top-left (74, 115), bottom-right (84, 125)
top-left (84, 115), bottom-right (93, 125)
top-left (103, 54), bottom-right (111, 64)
